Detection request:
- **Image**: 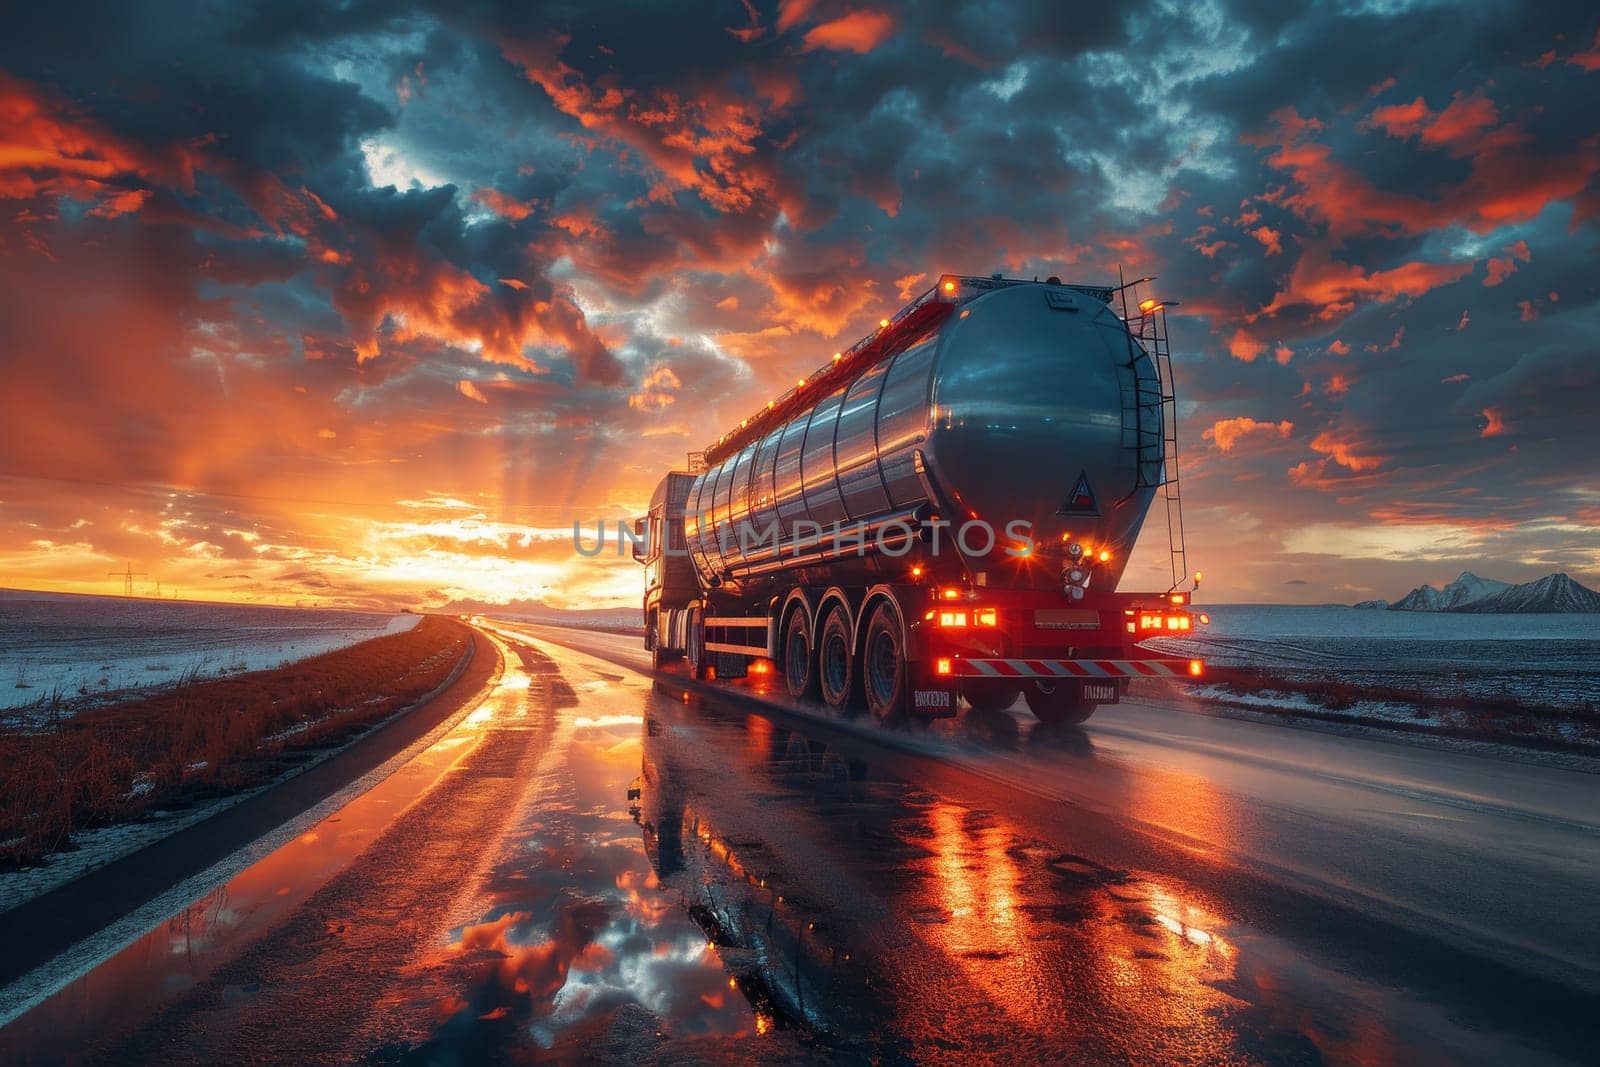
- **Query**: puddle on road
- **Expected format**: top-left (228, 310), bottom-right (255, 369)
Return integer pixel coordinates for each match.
top-left (388, 632), bottom-right (770, 1062)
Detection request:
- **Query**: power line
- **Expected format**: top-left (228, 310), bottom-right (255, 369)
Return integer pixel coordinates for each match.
top-left (107, 563), bottom-right (147, 596)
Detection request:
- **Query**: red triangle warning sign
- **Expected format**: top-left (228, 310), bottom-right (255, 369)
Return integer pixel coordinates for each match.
top-left (1057, 470), bottom-right (1100, 515)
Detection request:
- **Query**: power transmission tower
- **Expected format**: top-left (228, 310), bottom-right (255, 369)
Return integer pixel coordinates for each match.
top-left (107, 563), bottom-right (148, 596)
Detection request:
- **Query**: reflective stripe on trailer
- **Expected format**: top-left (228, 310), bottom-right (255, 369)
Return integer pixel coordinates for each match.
top-left (949, 658), bottom-right (1191, 678)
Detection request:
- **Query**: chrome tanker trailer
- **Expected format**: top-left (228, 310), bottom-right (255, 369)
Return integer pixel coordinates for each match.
top-left (633, 273), bottom-right (1202, 724)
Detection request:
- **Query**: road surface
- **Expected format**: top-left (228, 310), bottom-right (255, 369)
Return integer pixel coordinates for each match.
top-left (2, 622), bottom-right (1596, 1063)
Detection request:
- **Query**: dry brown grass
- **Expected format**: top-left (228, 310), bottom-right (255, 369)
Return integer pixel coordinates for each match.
top-left (0, 615), bottom-right (470, 868)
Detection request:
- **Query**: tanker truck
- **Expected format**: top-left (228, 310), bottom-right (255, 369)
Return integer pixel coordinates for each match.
top-left (631, 272), bottom-right (1203, 725)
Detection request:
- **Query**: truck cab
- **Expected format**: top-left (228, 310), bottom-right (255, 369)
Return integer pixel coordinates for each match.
top-left (637, 472), bottom-right (699, 664)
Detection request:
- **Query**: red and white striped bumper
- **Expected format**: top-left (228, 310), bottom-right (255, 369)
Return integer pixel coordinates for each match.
top-left (947, 658), bottom-right (1198, 679)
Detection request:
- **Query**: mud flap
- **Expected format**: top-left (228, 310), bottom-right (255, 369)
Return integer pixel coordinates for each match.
top-left (714, 652), bottom-right (748, 679)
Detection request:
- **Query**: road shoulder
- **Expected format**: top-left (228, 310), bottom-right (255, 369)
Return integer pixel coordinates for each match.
top-left (0, 624), bottom-right (502, 994)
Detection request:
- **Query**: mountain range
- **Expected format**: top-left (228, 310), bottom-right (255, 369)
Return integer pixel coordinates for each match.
top-left (1374, 571), bottom-right (1600, 613)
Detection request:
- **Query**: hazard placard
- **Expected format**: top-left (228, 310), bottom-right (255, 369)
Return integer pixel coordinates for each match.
top-left (1057, 470), bottom-right (1100, 515)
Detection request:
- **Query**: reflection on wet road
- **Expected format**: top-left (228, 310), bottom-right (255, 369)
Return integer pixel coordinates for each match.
top-left (629, 672), bottom-right (1572, 1064)
top-left (4, 623), bottom-right (1596, 1063)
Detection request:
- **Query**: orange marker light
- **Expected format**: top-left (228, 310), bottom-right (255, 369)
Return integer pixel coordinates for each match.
top-left (910, 564), bottom-right (923, 578)
top-left (936, 657), bottom-right (952, 675)
top-left (1170, 593), bottom-right (1185, 605)
top-left (1098, 549), bottom-right (1111, 562)
top-left (942, 279), bottom-right (957, 293)
top-left (879, 318), bottom-right (890, 329)
top-left (1188, 659), bottom-right (1203, 677)
top-left (797, 378), bottom-right (806, 387)
top-left (942, 588), bottom-right (960, 600)
top-left (832, 352), bottom-right (842, 362)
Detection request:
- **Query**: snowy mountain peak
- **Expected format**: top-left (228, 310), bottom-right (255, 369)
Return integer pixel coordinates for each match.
top-left (1389, 571), bottom-right (1509, 611)
top-left (1457, 573), bottom-right (1600, 614)
top-left (1386, 571), bottom-right (1600, 613)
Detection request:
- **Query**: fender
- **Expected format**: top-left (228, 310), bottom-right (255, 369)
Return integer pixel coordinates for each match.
top-left (859, 583), bottom-right (914, 660)
top-left (815, 585), bottom-right (859, 643)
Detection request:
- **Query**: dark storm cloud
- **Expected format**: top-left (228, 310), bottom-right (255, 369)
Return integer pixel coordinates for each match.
top-left (2, 0), bottom-right (1598, 605)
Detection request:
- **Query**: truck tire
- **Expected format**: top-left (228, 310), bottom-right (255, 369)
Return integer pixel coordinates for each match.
top-left (1023, 679), bottom-right (1095, 725)
top-left (963, 682), bottom-right (1021, 714)
top-left (818, 605), bottom-right (855, 712)
top-left (686, 605), bottom-right (709, 680)
top-left (781, 606), bottom-right (818, 701)
top-left (861, 602), bottom-right (908, 722)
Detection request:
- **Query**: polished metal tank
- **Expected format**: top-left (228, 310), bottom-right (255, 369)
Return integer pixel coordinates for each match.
top-left (684, 280), bottom-right (1164, 593)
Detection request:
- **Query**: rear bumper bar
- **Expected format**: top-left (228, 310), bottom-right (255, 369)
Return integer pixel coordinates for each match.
top-left (949, 657), bottom-right (1197, 679)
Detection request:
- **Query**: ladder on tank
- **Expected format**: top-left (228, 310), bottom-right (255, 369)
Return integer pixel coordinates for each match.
top-left (1118, 277), bottom-right (1190, 595)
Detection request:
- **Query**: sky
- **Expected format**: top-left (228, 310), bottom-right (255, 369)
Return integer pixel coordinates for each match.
top-left (1, 0), bottom-right (1597, 611)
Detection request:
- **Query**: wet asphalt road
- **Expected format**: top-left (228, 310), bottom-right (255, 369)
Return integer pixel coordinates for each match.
top-left (3, 622), bottom-right (1598, 1064)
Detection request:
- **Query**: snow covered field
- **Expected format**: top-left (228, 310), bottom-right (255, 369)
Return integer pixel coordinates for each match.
top-left (0, 590), bottom-right (420, 717)
top-left (1147, 604), bottom-right (1600, 709)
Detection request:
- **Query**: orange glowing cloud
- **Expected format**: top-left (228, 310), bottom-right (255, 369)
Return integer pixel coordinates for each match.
top-left (802, 10), bottom-right (896, 53)
top-left (628, 364), bottom-right (681, 410)
top-left (1249, 225), bottom-right (1282, 254)
top-left (471, 187), bottom-right (536, 220)
top-left (1255, 246), bottom-right (1474, 322)
top-left (0, 72), bottom-right (203, 209)
top-left (1568, 28), bottom-right (1600, 71)
top-left (761, 262), bottom-right (880, 338)
top-left (503, 36), bottom-right (799, 220)
top-left (1309, 429), bottom-right (1387, 472)
top-left (1480, 407), bottom-right (1506, 437)
top-left (1227, 328), bottom-right (1268, 362)
top-left (1256, 104), bottom-right (1600, 237)
top-left (1482, 239), bottom-right (1530, 286)
top-left (1366, 91), bottom-right (1502, 154)
top-left (324, 234), bottom-right (618, 381)
top-left (1203, 417), bottom-right (1294, 453)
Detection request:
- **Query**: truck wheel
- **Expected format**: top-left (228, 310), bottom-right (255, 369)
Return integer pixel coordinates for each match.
top-left (818, 606), bottom-right (855, 712)
top-left (862, 603), bottom-right (908, 722)
top-left (781, 607), bottom-right (818, 701)
top-left (686, 606), bottom-right (709, 680)
top-left (963, 682), bottom-right (1021, 714)
top-left (1023, 680), bottom-right (1095, 725)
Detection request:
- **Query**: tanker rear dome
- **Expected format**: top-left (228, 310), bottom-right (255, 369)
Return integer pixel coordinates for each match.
top-left (683, 280), bottom-right (1164, 592)
top-left (925, 283), bottom-right (1161, 583)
